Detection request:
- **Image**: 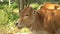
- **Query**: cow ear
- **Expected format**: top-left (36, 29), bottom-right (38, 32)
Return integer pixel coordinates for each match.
top-left (32, 10), bottom-right (37, 15)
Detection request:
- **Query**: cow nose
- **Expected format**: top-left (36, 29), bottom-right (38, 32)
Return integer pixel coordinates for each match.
top-left (15, 22), bottom-right (19, 26)
top-left (15, 22), bottom-right (23, 29)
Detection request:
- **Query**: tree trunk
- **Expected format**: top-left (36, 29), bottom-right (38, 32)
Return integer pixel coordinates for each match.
top-left (9, 0), bottom-right (10, 7)
top-left (18, 0), bottom-right (25, 15)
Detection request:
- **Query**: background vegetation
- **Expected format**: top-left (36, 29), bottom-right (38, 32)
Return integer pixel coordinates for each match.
top-left (0, 0), bottom-right (19, 34)
top-left (0, 0), bottom-right (60, 34)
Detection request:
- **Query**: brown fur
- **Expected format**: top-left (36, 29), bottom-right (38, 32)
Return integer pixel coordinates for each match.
top-left (38, 3), bottom-right (60, 34)
top-left (15, 3), bottom-right (60, 34)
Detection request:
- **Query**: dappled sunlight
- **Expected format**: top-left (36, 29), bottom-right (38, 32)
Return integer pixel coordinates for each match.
top-left (13, 8), bottom-right (19, 13)
top-left (7, 27), bottom-right (33, 34)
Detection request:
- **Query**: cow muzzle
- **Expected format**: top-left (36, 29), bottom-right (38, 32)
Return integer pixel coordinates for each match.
top-left (15, 22), bottom-right (23, 29)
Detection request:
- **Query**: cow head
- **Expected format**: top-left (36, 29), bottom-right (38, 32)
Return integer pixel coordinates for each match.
top-left (15, 7), bottom-right (37, 28)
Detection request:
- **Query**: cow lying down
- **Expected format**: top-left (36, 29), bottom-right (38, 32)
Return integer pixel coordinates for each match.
top-left (15, 3), bottom-right (60, 34)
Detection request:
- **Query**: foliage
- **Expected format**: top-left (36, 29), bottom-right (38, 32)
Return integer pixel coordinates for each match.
top-left (0, 3), bottom-right (19, 34)
top-left (10, 2), bottom-right (18, 9)
top-left (0, 4), bottom-right (6, 9)
top-left (30, 3), bottom-right (40, 10)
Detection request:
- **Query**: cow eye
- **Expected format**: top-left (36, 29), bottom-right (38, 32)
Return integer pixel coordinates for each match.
top-left (25, 14), bottom-right (28, 16)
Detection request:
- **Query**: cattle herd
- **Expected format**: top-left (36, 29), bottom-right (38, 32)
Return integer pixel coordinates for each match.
top-left (15, 3), bottom-right (60, 34)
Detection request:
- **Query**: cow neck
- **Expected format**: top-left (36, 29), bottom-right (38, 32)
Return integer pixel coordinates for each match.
top-left (36, 13), bottom-right (44, 30)
top-left (29, 12), bottom-right (43, 31)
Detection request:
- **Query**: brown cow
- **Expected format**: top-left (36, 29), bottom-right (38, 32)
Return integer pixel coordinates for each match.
top-left (15, 3), bottom-right (60, 34)
top-left (15, 6), bottom-right (49, 34)
top-left (44, 9), bottom-right (60, 34)
top-left (38, 3), bottom-right (60, 34)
